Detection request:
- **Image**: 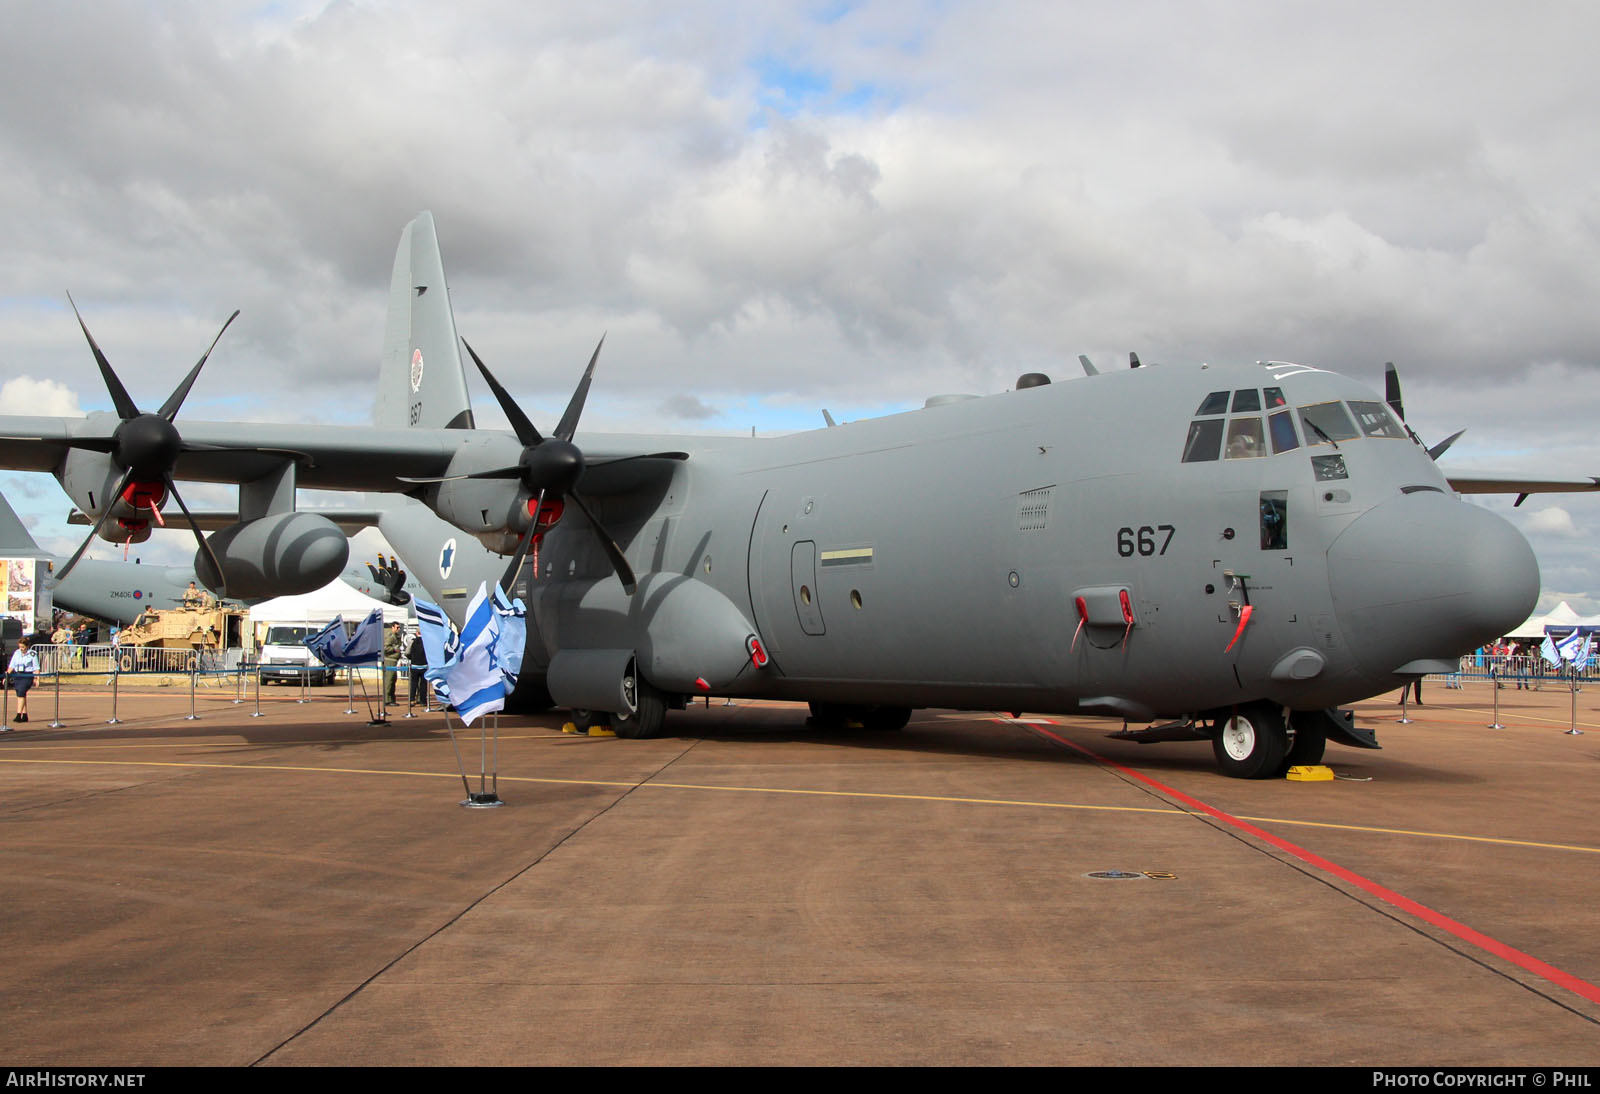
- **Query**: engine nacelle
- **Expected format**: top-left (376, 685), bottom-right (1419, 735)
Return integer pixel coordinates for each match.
top-left (194, 512), bottom-right (349, 599)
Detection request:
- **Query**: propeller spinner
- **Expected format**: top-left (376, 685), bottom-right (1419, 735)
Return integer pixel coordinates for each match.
top-left (54, 295), bottom-right (237, 595)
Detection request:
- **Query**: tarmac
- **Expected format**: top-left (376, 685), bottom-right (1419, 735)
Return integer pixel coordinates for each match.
top-left (0, 672), bottom-right (1596, 1067)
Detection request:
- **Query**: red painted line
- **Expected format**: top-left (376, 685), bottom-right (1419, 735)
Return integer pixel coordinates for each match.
top-left (1029, 723), bottom-right (1600, 1007)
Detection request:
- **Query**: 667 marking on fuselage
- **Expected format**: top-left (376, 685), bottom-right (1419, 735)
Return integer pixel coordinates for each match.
top-left (1116, 524), bottom-right (1175, 557)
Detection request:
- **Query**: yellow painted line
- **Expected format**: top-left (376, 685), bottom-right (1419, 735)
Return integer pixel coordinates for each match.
top-left (1235, 815), bottom-right (1600, 855)
top-left (1451, 707), bottom-right (1600, 729)
top-left (0, 756), bottom-right (1182, 816)
top-left (4, 756), bottom-right (1598, 857)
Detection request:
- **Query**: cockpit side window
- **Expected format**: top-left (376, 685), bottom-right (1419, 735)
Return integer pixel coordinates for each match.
top-left (1182, 418), bottom-right (1225, 462)
top-left (1347, 400), bottom-right (1408, 439)
top-left (1224, 417), bottom-right (1266, 459)
top-left (1196, 391), bottom-right (1230, 416)
top-left (1268, 409), bottom-right (1299, 453)
top-left (1299, 401), bottom-right (1359, 445)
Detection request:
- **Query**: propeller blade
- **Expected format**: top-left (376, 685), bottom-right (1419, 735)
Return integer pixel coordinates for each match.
top-left (567, 490), bottom-right (636, 595)
top-left (586, 451), bottom-right (690, 467)
top-left (395, 465), bottom-right (522, 485)
top-left (165, 475), bottom-right (227, 599)
top-left (554, 335), bottom-right (604, 442)
top-left (54, 466), bottom-right (136, 583)
top-left (159, 310), bottom-right (239, 420)
top-left (500, 489), bottom-right (545, 591)
top-left (1427, 429), bottom-right (1466, 461)
top-left (66, 292), bottom-right (139, 420)
top-left (462, 338), bottom-right (543, 448)
top-left (1384, 361), bottom-right (1404, 421)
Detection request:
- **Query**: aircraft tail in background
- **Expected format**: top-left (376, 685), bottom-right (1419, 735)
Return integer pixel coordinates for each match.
top-left (374, 211), bottom-right (476, 432)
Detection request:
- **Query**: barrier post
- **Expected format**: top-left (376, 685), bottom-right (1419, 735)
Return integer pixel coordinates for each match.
top-left (297, 666), bottom-right (311, 704)
top-left (107, 657), bottom-right (122, 725)
top-left (48, 659), bottom-right (64, 728)
top-left (251, 661), bottom-right (265, 718)
top-left (1567, 673), bottom-right (1584, 736)
top-left (185, 659), bottom-right (200, 721)
top-left (403, 661), bottom-right (417, 718)
top-left (345, 669), bottom-right (357, 715)
top-left (232, 657), bottom-right (245, 704)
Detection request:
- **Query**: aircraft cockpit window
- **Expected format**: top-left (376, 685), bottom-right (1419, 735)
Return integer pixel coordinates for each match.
top-left (1298, 401), bottom-right (1358, 446)
top-left (1347, 400), bottom-right (1408, 439)
top-left (1231, 389), bottom-right (1261, 413)
top-left (1196, 391), bottom-right (1230, 416)
top-left (1268, 409), bottom-right (1299, 453)
top-left (1182, 418), bottom-right (1225, 462)
top-left (1224, 417), bottom-right (1266, 459)
top-left (1263, 386), bottom-right (1288, 409)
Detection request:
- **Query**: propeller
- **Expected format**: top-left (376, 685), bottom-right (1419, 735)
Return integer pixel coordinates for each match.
top-left (1384, 361), bottom-right (1464, 461)
top-left (426, 336), bottom-right (649, 592)
top-left (54, 295), bottom-right (238, 595)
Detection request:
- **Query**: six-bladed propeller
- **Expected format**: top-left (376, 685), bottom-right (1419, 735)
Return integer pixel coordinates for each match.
top-left (53, 295), bottom-right (237, 595)
top-left (407, 336), bottom-right (684, 593)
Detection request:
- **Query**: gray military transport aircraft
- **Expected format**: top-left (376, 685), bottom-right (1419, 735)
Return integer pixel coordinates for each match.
top-left (1, 212), bottom-right (1591, 777)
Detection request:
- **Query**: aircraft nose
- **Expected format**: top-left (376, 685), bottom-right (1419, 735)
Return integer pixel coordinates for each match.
top-left (1326, 492), bottom-right (1538, 675)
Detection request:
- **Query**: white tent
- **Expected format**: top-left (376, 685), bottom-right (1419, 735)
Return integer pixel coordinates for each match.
top-left (1505, 600), bottom-right (1600, 639)
top-left (248, 580), bottom-right (410, 635)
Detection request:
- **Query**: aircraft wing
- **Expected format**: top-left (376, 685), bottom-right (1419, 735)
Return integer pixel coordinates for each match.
top-left (1445, 471), bottom-right (1600, 497)
top-left (0, 417), bottom-right (468, 491)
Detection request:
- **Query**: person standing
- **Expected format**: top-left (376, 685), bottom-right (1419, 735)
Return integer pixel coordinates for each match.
top-left (383, 622), bottom-right (403, 705)
top-left (7, 638), bottom-right (39, 725)
top-left (407, 628), bottom-right (427, 704)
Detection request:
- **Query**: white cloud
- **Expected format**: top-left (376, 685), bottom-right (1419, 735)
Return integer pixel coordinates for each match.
top-left (1522, 506), bottom-right (1581, 539)
top-left (0, 377), bottom-right (84, 418)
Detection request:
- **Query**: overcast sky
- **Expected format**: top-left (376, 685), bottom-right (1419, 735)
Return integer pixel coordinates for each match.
top-left (1, 0), bottom-right (1597, 612)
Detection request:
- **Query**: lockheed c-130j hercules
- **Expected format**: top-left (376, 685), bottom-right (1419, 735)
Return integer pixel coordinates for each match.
top-left (1, 212), bottom-right (1586, 777)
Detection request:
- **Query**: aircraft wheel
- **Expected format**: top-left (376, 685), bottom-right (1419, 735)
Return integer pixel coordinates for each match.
top-left (807, 701), bottom-right (849, 728)
top-left (1281, 714), bottom-right (1328, 771)
top-left (861, 706), bottom-right (913, 731)
top-left (613, 681), bottom-right (667, 739)
top-left (1211, 704), bottom-right (1287, 779)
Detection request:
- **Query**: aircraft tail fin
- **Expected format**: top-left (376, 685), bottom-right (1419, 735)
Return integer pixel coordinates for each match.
top-left (0, 491), bottom-right (43, 555)
top-left (375, 212), bottom-right (476, 431)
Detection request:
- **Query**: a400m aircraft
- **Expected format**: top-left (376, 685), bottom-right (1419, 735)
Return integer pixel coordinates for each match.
top-left (1, 212), bottom-right (1588, 777)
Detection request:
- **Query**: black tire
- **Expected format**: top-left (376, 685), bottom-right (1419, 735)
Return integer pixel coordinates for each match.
top-left (1211, 704), bottom-right (1288, 779)
top-left (1282, 714), bottom-right (1328, 770)
top-left (861, 706), bottom-right (913, 731)
top-left (807, 701), bottom-right (850, 728)
top-left (613, 681), bottom-right (668, 739)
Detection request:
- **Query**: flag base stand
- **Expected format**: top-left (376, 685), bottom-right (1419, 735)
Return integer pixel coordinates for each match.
top-left (461, 791), bottom-right (503, 808)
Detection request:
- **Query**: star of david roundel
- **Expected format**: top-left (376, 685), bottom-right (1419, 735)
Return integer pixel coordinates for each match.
top-left (410, 348), bottom-right (425, 394)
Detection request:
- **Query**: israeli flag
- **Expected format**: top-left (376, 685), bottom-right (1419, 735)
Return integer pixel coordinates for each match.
top-left (490, 584), bottom-right (527, 687)
top-left (304, 609), bottom-right (386, 667)
top-left (443, 584), bottom-right (506, 725)
top-left (1556, 629), bottom-right (1587, 667)
top-left (1541, 635), bottom-right (1559, 665)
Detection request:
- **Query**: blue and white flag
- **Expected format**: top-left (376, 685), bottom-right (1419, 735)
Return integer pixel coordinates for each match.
top-left (443, 584), bottom-right (506, 725)
top-left (412, 584), bottom-right (527, 725)
top-left (1541, 635), bottom-right (1559, 665)
top-left (490, 584), bottom-right (527, 687)
top-left (1556, 629), bottom-right (1587, 667)
top-left (304, 609), bottom-right (386, 667)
